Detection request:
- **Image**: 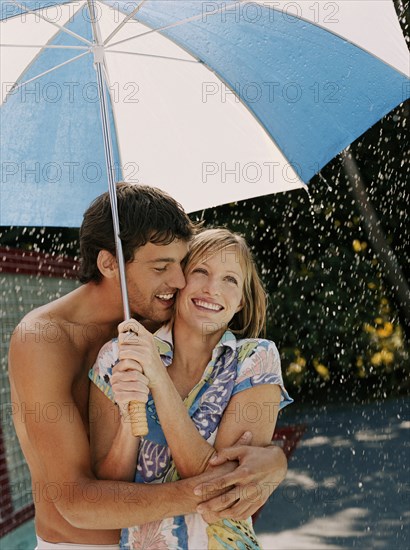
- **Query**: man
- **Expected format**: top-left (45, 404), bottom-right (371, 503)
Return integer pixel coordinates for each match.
top-left (9, 183), bottom-right (287, 548)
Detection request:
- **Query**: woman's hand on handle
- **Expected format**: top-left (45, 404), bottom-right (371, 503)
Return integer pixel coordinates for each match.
top-left (117, 319), bottom-right (166, 389)
top-left (110, 358), bottom-right (150, 418)
top-left (111, 319), bottom-right (150, 418)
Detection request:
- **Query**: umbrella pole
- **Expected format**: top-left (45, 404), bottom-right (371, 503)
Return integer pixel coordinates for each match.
top-left (95, 62), bottom-right (131, 321)
top-left (89, 2), bottom-right (130, 321)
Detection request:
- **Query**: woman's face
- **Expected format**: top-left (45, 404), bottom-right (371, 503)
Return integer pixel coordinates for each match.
top-left (176, 245), bottom-right (244, 336)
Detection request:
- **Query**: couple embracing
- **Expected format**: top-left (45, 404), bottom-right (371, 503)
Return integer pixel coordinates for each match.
top-left (9, 183), bottom-right (292, 550)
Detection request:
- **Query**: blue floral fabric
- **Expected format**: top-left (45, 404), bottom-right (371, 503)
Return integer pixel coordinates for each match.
top-left (89, 326), bottom-right (292, 549)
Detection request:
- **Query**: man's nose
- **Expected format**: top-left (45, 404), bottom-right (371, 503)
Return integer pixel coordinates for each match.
top-left (170, 265), bottom-right (186, 290)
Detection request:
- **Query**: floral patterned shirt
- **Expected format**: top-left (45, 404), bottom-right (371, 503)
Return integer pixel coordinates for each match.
top-left (89, 326), bottom-right (292, 550)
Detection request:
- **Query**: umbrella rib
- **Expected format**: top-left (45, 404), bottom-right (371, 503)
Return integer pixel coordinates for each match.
top-left (86, 0), bottom-right (103, 44)
top-left (104, 49), bottom-right (199, 64)
top-left (103, 0), bottom-right (148, 46)
top-left (10, 0), bottom-right (92, 46)
top-left (6, 51), bottom-right (90, 96)
top-left (107, 0), bottom-right (247, 49)
top-left (1, 44), bottom-right (88, 51)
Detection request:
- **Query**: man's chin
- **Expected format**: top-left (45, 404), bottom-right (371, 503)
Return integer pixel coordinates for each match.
top-left (139, 319), bottom-right (166, 333)
top-left (134, 308), bottom-right (173, 328)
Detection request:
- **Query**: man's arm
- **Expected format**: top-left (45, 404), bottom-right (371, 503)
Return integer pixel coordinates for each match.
top-left (8, 323), bottom-right (219, 529)
top-left (89, 381), bottom-right (142, 482)
top-left (195, 442), bottom-right (287, 521)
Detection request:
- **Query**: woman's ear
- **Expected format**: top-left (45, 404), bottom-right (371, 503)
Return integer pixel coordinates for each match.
top-left (97, 250), bottom-right (117, 279)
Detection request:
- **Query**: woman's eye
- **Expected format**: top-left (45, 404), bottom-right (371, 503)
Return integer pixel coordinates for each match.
top-left (192, 268), bottom-right (207, 275)
top-left (226, 276), bottom-right (238, 285)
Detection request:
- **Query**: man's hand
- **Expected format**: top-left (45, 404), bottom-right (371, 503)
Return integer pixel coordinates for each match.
top-left (194, 443), bottom-right (287, 522)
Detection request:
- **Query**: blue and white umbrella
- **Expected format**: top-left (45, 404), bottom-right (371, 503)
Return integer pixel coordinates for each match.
top-left (1, 0), bottom-right (409, 228)
top-left (1, 0), bottom-right (409, 307)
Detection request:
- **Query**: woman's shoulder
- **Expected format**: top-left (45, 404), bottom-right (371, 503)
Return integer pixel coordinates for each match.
top-left (232, 338), bottom-right (283, 392)
top-left (234, 337), bottom-right (280, 376)
top-left (235, 338), bottom-right (279, 360)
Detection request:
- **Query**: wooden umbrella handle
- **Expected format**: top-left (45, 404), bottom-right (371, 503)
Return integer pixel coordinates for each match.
top-left (128, 400), bottom-right (148, 437)
top-left (119, 326), bottom-right (149, 437)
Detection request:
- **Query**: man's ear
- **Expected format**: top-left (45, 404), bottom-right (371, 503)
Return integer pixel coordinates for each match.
top-left (97, 250), bottom-right (117, 279)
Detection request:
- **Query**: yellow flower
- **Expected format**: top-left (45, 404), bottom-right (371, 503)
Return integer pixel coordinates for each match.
top-left (371, 353), bottom-right (382, 366)
top-left (352, 240), bottom-right (362, 253)
top-left (364, 323), bottom-right (375, 334)
top-left (380, 299), bottom-right (391, 313)
top-left (296, 356), bottom-right (306, 367)
top-left (315, 364), bottom-right (330, 380)
top-left (287, 362), bottom-right (303, 374)
top-left (380, 349), bottom-right (394, 365)
top-left (368, 282), bottom-right (376, 290)
top-left (374, 317), bottom-right (383, 325)
top-left (356, 357), bottom-right (366, 377)
top-left (377, 322), bottom-right (393, 338)
top-left (391, 330), bottom-right (404, 350)
top-left (361, 241), bottom-right (368, 251)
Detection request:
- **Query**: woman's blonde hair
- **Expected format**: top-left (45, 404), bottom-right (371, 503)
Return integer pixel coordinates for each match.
top-left (185, 228), bottom-right (266, 338)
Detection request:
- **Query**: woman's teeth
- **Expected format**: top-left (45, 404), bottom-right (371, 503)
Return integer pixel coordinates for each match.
top-left (193, 299), bottom-right (223, 311)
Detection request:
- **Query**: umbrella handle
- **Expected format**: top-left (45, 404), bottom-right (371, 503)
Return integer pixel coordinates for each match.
top-left (120, 328), bottom-right (149, 438)
top-left (128, 401), bottom-right (149, 437)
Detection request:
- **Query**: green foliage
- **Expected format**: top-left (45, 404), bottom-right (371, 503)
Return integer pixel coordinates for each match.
top-left (193, 101), bottom-right (409, 403)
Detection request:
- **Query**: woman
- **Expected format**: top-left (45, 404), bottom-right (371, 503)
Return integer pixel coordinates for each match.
top-left (89, 228), bottom-right (292, 549)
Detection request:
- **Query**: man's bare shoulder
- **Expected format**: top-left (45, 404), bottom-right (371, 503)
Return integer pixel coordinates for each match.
top-left (10, 284), bottom-right (111, 347)
top-left (9, 316), bottom-right (80, 387)
top-left (9, 288), bottom-right (90, 381)
top-left (12, 292), bottom-right (80, 348)
top-left (9, 284), bottom-right (118, 384)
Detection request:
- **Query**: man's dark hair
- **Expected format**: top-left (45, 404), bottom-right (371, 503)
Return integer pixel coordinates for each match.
top-left (78, 183), bottom-right (196, 283)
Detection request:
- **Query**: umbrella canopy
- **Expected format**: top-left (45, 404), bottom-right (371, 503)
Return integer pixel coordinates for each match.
top-left (1, 0), bottom-right (409, 227)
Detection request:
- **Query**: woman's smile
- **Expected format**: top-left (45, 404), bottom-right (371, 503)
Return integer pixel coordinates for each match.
top-left (191, 298), bottom-right (224, 312)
